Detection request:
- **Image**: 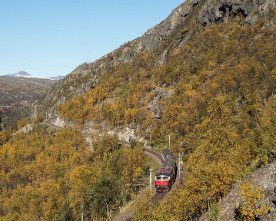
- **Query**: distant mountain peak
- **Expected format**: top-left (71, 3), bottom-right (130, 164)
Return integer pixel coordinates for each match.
top-left (15, 71), bottom-right (31, 77)
top-left (50, 75), bottom-right (64, 80)
top-left (5, 71), bottom-right (31, 78)
top-left (3, 71), bottom-right (64, 80)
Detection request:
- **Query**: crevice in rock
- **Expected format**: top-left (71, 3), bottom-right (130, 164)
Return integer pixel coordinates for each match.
top-left (233, 8), bottom-right (248, 18)
top-left (199, 1), bottom-right (256, 26)
top-left (192, 0), bottom-right (199, 7)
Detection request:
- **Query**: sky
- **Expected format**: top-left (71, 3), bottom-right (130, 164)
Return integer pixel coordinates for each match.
top-left (0, 0), bottom-right (183, 78)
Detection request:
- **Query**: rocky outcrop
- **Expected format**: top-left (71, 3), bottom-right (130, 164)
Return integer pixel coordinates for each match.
top-left (148, 88), bottom-right (174, 119)
top-left (198, 0), bottom-right (276, 25)
top-left (48, 117), bottom-right (69, 128)
top-left (199, 162), bottom-right (276, 221)
top-left (17, 124), bottom-right (33, 134)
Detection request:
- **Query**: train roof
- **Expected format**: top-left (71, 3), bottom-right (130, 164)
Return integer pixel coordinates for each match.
top-left (163, 160), bottom-right (176, 168)
top-left (161, 148), bottom-right (176, 161)
top-left (156, 166), bottom-right (174, 176)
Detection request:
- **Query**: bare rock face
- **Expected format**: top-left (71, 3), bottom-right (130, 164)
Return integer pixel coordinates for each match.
top-left (133, 2), bottom-right (193, 53)
top-left (198, 0), bottom-right (276, 25)
top-left (48, 117), bottom-right (68, 128)
top-left (148, 88), bottom-right (174, 119)
top-left (199, 162), bottom-right (276, 221)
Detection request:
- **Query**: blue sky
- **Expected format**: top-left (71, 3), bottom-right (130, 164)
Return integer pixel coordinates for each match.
top-left (0, 0), bottom-right (183, 78)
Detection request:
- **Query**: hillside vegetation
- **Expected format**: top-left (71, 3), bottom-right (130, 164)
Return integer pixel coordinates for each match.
top-left (0, 127), bottom-right (149, 220)
top-left (0, 0), bottom-right (275, 220)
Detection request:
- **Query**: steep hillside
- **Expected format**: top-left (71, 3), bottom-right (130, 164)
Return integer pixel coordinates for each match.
top-left (0, 127), bottom-right (150, 220)
top-left (39, 0), bottom-right (275, 117)
top-left (37, 0), bottom-right (275, 220)
top-left (1, 0), bottom-right (275, 220)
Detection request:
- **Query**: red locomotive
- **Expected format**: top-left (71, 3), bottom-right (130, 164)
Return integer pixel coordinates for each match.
top-left (155, 148), bottom-right (177, 192)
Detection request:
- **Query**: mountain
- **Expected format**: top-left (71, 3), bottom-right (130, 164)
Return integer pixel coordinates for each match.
top-left (4, 71), bottom-right (64, 80)
top-left (0, 71), bottom-right (63, 129)
top-left (5, 71), bottom-right (31, 78)
top-left (50, 75), bottom-right (64, 80)
top-left (37, 0), bottom-right (275, 219)
top-left (0, 0), bottom-right (275, 220)
top-left (39, 0), bottom-right (275, 116)
top-left (0, 75), bottom-right (57, 129)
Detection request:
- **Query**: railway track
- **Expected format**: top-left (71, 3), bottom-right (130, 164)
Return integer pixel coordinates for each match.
top-left (151, 192), bottom-right (167, 203)
top-left (143, 148), bottom-right (173, 204)
top-left (143, 147), bottom-right (164, 165)
top-left (44, 118), bottom-right (172, 220)
top-left (112, 148), bottom-right (168, 221)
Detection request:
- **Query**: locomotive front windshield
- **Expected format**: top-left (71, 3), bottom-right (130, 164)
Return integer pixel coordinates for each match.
top-left (155, 175), bottom-right (170, 181)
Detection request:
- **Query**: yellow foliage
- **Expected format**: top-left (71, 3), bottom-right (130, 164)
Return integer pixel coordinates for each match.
top-left (44, 13), bottom-right (276, 221)
top-left (239, 182), bottom-right (271, 221)
top-left (16, 118), bottom-right (28, 130)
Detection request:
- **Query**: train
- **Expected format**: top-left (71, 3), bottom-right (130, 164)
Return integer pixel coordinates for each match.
top-left (154, 148), bottom-right (177, 193)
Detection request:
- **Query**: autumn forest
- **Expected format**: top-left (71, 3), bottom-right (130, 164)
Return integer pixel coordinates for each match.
top-left (0, 1), bottom-right (275, 221)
